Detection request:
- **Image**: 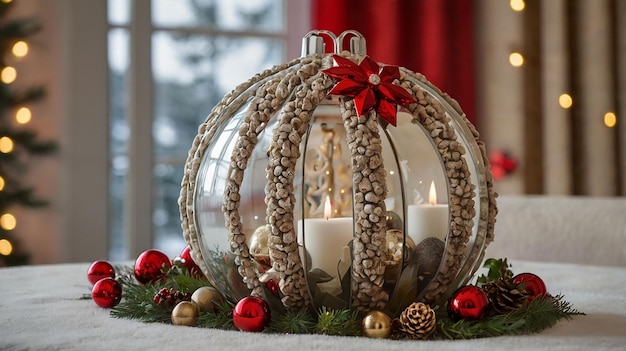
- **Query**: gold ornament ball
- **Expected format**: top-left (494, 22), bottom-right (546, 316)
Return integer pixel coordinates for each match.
top-left (249, 224), bottom-right (271, 267)
top-left (191, 286), bottom-right (223, 312)
top-left (171, 301), bottom-right (199, 326)
top-left (362, 310), bottom-right (392, 338)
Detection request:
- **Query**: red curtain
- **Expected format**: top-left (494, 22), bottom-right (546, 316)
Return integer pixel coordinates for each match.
top-left (312, 0), bottom-right (476, 124)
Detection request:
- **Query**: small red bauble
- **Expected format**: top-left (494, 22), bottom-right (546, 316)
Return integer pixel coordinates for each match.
top-left (232, 296), bottom-right (271, 332)
top-left (513, 273), bottom-right (547, 300)
top-left (134, 249), bottom-right (172, 284)
top-left (179, 246), bottom-right (201, 274)
top-left (92, 277), bottom-right (122, 308)
top-left (87, 260), bottom-right (115, 285)
top-left (448, 285), bottom-right (490, 321)
top-left (265, 279), bottom-right (280, 296)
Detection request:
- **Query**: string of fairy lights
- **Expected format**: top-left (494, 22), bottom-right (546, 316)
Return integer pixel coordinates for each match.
top-left (0, 0), bottom-right (32, 258)
top-left (507, 0), bottom-right (618, 128)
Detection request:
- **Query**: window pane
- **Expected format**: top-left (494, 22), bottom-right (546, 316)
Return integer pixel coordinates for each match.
top-left (108, 28), bottom-right (130, 260)
top-left (152, 0), bottom-right (285, 32)
top-left (108, 0), bottom-right (131, 25)
top-left (151, 31), bottom-right (284, 257)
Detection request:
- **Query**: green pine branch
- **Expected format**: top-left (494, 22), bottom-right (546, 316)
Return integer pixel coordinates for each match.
top-left (0, 86), bottom-right (45, 109)
top-left (0, 187), bottom-right (49, 208)
top-left (106, 262), bottom-right (583, 340)
top-left (0, 17), bottom-right (41, 36)
top-left (195, 300), bottom-right (235, 329)
top-left (437, 294), bottom-right (584, 339)
top-left (110, 265), bottom-right (214, 324)
top-left (268, 308), bottom-right (316, 334)
top-left (0, 128), bottom-right (57, 155)
top-left (316, 307), bottom-right (362, 336)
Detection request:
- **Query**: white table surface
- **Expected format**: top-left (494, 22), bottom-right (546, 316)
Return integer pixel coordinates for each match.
top-left (1, 260), bottom-right (625, 351)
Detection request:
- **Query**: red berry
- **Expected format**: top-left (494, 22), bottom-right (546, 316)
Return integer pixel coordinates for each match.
top-left (87, 260), bottom-right (115, 285)
top-left (513, 273), bottom-right (547, 300)
top-left (92, 277), bottom-right (122, 308)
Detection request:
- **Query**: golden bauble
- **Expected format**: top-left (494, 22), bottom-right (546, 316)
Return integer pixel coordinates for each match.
top-left (384, 229), bottom-right (416, 264)
top-left (171, 301), bottom-right (199, 326)
top-left (383, 229), bottom-right (416, 284)
top-left (385, 211), bottom-right (403, 230)
top-left (362, 310), bottom-right (392, 338)
top-left (249, 225), bottom-right (271, 267)
top-left (191, 286), bottom-right (223, 312)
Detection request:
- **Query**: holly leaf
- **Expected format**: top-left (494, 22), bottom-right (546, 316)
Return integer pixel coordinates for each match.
top-left (476, 258), bottom-right (514, 287)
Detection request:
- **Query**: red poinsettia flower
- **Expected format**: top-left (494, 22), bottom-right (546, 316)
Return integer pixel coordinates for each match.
top-left (322, 55), bottom-right (416, 126)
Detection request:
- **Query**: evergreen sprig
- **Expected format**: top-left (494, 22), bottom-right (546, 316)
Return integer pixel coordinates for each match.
top-left (106, 260), bottom-right (583, 340)
top-left (269, 308), bottom-right (316, 334)
top-left (437, 294), bottom-right (584, 339)
top-left (196, 299), bottom-right (235, 330)
top-left (316, 307), bottom-right (361, 336)
top-left (110, 265), bottom-right (212, 324)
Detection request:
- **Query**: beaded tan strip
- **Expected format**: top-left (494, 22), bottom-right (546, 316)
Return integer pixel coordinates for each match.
top-left (398, 77), bottom-right (474, 302)
top-left (339, 101), bottom-right (390, 311)
top-left (433, 83), bottom-right (498, 276)
top-left (399, 70), bottom-right (497, 301)
top-left (179, 57), bottom-right (307, 293)
top-left (222, 72), bottom-right (307, 298)
top-left (263, 60), bottom-right (332, 307)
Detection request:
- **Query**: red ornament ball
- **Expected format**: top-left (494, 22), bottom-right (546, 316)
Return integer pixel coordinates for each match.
top-left (87, 260), bottom-right (115, 285)
top-left (179, 246), bottom-right (201, 274)
top-left (92, 277), bottom-right (122, 308)
top-left (232, 296), bottom-right (271, 332)
top-left (134, 249), bottom-right (172, 284)
top-left (448, 285), bottom-right (490, 321)
top-left (513, 273), bottom-right (547, 300)
top-left (264, 279), bottom-right (280, 296)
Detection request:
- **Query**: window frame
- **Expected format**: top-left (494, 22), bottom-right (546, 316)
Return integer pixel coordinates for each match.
top-left (85, 0), bottom-right (312, 261)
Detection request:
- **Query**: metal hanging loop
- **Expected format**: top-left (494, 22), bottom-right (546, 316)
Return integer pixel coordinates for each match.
top-left (301, 30), bottom-right (338, 57)
top-left (337, 30), bottom-right (367, 56)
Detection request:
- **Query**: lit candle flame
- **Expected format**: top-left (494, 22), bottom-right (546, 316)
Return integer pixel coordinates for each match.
top-left (429, 181), bottom-right (437, 206)
top-left (324, 195), bottom-right (332, 220)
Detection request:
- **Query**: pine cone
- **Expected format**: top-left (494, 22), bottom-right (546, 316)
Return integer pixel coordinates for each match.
top-left (398, 302), bottom-right (437, 340)
top-left (153, 288), bottom-right (192, 307)
top-left (484, 276), bottom-right (529, 314)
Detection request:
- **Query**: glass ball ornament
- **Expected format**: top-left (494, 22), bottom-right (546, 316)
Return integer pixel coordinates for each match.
top-left (447, 285), bottom-right (490, 321)
top-left (171, 301), bottom-right (199, 326)
top-left (87, 260), bottom-right (115, 285)
top-left (134, 249), bottom-right (172, 285)
top-left (180, 30), bottom-right (497, 315)
top-left (232, 296), bottom-right (271, 332)
top-left (362, 310), bottom-right (392, 338)
top-left (513, 273), bottom-right (547, 300)
top-left (178, 246), bottom-right (201, 275)
top-left (191, 286), bottom-right (223, 312)
top-left (92, 277), bottom-right (122, 308)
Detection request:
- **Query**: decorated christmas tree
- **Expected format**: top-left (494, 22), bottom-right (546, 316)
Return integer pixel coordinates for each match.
top-left (0, 1), bottom-right (56, 266)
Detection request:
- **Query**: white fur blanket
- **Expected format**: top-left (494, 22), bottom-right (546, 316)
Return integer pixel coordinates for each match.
top-left (1, 260), bottom-right (625, 351)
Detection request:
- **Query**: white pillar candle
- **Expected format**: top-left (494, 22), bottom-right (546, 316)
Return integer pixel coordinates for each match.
top-left (407, 181), bottom-right (449, 244)
top-left (298, 196), bottom-right (353, 277)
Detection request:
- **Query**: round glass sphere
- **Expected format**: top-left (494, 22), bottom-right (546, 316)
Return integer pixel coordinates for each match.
top-left (180, 42), bottom-right (496, 314)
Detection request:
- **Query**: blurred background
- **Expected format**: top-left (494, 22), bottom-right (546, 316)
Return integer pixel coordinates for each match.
top-left (0, 0), bottom-right (623, 266)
